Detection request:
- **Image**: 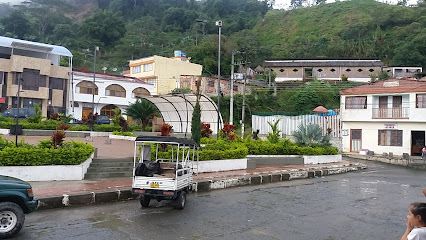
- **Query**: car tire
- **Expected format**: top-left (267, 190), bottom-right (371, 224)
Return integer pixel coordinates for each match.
top-left (0, 202), bottom-right (25, 239)
top-left (140, 195), bottom-right (150, 207)
top-left (174, 191), bottom-right (186, 210)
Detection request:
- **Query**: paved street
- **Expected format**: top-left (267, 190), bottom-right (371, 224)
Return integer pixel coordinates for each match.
top-left (14, 158), bottom-right (426, 240)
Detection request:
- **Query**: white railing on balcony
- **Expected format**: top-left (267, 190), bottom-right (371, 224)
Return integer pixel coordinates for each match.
top-left (372, 107), bottom-right (409, 119)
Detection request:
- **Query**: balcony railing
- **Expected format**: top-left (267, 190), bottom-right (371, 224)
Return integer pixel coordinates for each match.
top-left (372, 107), bottom-right (409, 119)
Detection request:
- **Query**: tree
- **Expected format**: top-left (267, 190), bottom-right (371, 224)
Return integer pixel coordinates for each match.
top-left (191, 80), bottom-right (201, 146)
top-left (125, 99), bottom-right (157, 131)
top-left (1, 11), bottom-right (30, 38)
top-left (81, 10), bottom-right (126, 46)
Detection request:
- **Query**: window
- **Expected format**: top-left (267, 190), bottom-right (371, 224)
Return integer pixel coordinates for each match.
top-left (208, 80), bottom-right (214, 87)
top-left (345, 68), bottom-right (351, 72)
top-left (100, 104), bottom-right (119, 119)
top-left (49, 78), bottom-right (65, 90)
top-left (15, 69), bottom-right (47, 90)
top-left (233, 85), bottom-right (238, 91)
top-left (106, 84), bottom-right (126, 98)
top-left (76, 81), bottom-right (98, 95)
top-left (133, 87), bottom-right (150, 98)
top-left (378, 130), bottom-right (402, 146)
top-left (330, 69), bottom-right (336, 72)
top-left (317, 69), bottom-right (323, 72)
top-left (279, 69), bottom-right (285, 72)
top-left (147, 78), bottom-right (156, 86)
top-left (0, 72), bottom-right (5, 85)
top-left (133, 65), bottom-right (141, 74)
top-left (345, 96), bottom-right (367, 109)
top-left (292, 69), bottom-right (298, 72)
top-left (144, 63), bottom-right (153, 72)
top-left (369, 69), bottom-right (375, 72)
top-left (357, 69), bottom-right (363, 72)
top-left (417, 94), bottom-right (426, 108)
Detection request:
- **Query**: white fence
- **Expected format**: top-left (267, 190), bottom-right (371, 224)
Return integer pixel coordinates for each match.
top-left (252, 114), bottom-right (341, 138)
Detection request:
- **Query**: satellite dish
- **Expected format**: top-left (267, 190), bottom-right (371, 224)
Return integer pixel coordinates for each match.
top-left (112, 68), bottom-right (117, 72)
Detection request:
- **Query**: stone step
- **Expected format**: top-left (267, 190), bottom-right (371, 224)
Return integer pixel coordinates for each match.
top-left (90, 162), bottom-right (134, 168)
top-left (84, 172), bottom-right (133, 179)
top-left (92, 158), bottom-right (134, 163)
top-left (86, 167), bottom-right (133, 173)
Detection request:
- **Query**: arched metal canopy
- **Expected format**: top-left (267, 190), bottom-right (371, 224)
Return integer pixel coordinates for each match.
top-left (138, 94), bottom-right (223, 134)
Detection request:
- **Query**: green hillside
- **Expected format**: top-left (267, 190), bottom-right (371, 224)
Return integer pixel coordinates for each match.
top-left (0, 0), bottom-right (424, 74)
top-left (253, 0), bottom-right (425, 67)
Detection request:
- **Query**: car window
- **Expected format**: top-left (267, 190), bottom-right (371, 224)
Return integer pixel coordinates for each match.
top-left (28, 109), bottom-right (36, 115)
top-left (98, 116), bottom-right (109, 120)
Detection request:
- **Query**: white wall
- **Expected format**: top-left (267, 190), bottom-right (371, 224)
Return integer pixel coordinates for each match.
top-left (342, 122), bottom-right (426, 155)
top-left (69, 75), bottom-right (154, 120)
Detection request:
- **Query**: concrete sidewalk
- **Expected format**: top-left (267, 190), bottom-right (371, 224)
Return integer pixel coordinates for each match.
top-left (32, 161), bottom-right (367, 210)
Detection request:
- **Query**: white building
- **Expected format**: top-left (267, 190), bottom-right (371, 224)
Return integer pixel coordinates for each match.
top-left (69, 71), bottom-right (154, 120)
top-left (383, 66), bottom-right (422, 79)
top-left (340, 79), bottom-right (426, 157)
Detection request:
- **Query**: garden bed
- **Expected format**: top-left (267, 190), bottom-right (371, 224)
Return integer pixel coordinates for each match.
top-left (0, 153), bottom-right (94, 181)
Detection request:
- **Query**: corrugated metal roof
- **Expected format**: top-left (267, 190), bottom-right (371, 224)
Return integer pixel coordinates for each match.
top-left (339, 79), bottom-right (426, 95)
top-left (0, 36), bottom-right (73, 57)
top-left (264, 59), bottom-right (382, 67)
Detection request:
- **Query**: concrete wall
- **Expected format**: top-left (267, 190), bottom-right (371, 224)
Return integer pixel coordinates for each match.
top-left (0, 154), bottom-right (93, 181)
top-left (197, 158), bottom-right (247, 173)
top-left (342, 121), bottom-right (426, 155)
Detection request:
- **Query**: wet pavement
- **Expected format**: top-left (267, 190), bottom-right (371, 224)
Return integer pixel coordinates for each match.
top-left (14, 158), bottom-right (426, 240)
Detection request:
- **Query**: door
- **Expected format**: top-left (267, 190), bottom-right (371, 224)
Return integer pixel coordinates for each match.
top-left (379, 96), bottom-right (388, 118)
top-left (392, 96), bottom-right (402, 118)
top-left (82, 108), bottom-right (92, 120)
top-left (411, 131), bottom-right (425, 156)
top-left (350, 129), bottom-right (362, 152)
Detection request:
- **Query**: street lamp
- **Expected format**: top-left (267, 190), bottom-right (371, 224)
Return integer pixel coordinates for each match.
top-left (216, 20), bottom-right (222, 139)
top-left (91, 46), bottom-right (99, 131)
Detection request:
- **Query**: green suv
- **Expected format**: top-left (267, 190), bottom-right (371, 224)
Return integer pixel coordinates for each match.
top-left (0, 175), bottom-right (38, 238)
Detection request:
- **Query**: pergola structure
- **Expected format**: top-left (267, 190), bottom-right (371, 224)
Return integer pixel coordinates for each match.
top-left (139, 94), bottom-right (223, 134)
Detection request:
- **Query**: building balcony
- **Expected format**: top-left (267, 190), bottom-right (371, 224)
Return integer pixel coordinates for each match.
top-left (372, 107), bottom-right (409, 119)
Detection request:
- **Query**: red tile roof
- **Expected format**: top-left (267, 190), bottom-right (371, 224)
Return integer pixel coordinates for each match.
top-left (339, 79), bottom-right (426, 95)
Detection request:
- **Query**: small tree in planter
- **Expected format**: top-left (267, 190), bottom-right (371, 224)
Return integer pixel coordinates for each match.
top-left (201, 122), bottom-right (212, 138)
top-left (160, 123), bottom-right (173, 137)
top-left (221, 122), bottom-right (237, 141)
top-left (266, 119), bottom-right (282, 144)
top-left (52, 130), bottom-right (66, 148)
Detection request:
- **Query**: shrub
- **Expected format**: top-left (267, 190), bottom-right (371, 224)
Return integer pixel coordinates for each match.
top-left (60, 124), bottom-right (70, 131)
top-left (160, 123), bottom-right (172, 136)
top-left (112, 131), bottom-right (136, 137)
top-left (52, 130), bottom-right (66, 148)
top-left (93, 124), bottom-right (121, 132)
top-left (201, 123), bottom-right (213, 138)
top-left (266, 119), bottom-right (282, 144)
top-left (221, 122), bottom-right (236, 140)
top-left (0, 141), bottom-right (95, 166)
top-left (293, 124), bottom-right (331, 147)
top-left (68, 125), bottom-right (91, 131)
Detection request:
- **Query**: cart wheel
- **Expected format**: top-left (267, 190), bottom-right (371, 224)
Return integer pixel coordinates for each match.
top-left (140, 195), bottom-right (151, 207)
top-left (175, 191), bottom-right (186, 210)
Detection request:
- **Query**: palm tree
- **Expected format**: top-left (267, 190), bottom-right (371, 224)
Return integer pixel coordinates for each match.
top-left (125, 99), bottom-right (157, 131)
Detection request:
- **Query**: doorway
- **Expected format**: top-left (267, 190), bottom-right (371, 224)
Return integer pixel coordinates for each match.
top-left (411, 131), bottom-right (425, 156)
top-left (350, 129), bottom-right (362, 152)
top-left (82, 107), bottom-right (92, 120)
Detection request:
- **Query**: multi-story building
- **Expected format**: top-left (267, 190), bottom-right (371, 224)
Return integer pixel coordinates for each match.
top-left (340, 78), bottom-right (426, 156)
top-left (0, 36), bottom-right (72, 117)
top-left (264, 59), bottom-right (382, 82)
top-left (128, 54), bottom-right (202, 95)
top-left (179, 75), bottom-right (246, 96)
top-left (70, 71), bottom-right (154, 120)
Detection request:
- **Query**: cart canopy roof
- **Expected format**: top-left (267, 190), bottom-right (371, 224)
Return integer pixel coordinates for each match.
top-left (135, 136), bottom-right (197, 147)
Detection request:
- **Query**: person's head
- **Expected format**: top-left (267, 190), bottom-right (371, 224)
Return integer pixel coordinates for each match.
top-left (407, 202), bottom-right (426, 227)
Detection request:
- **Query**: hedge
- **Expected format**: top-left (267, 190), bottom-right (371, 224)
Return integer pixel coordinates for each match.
top-left (243, 138), bottom-right (338, 155)
top-left (0, 141), bottom-right (95, 166)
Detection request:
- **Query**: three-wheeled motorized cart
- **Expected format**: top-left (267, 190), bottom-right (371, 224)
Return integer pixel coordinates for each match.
top-left (132, 136), bottom-right (198, 209)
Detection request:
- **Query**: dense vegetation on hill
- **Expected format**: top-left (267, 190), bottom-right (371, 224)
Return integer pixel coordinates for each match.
top-left (0, 0), bottom-right (424, 76)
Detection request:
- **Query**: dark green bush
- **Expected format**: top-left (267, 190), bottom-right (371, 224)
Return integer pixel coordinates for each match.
top-left (93, 124), bottom-right (121, 132)
top-left (68, 125), bottom-right (91, 131)
top-left (0, 141), bottom-right (95, 166)
top-left (112, 131), bottom-right (136, 137)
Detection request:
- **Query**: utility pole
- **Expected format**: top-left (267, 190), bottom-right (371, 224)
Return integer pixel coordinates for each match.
top-left (230, 51), bottom-right (235, 125)
top-left (216, 20), bottom-right (222, 139)
top-left (91, 46), bottom-right (98, 132)
top-left (241, 51), bottom-right (248, 139)
top-left (15, 73), bottom-right (22, 147)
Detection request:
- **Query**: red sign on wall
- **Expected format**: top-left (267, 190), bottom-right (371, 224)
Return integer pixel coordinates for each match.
top-left (0, 97), bottom-right (5, 104)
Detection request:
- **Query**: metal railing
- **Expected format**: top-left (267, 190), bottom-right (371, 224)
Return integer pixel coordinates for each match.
top-left (372, 107), bottom-right (409, 119)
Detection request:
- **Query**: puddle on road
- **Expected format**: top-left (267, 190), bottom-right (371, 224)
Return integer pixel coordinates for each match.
top-left (88, 212), bottom-right (131, 238)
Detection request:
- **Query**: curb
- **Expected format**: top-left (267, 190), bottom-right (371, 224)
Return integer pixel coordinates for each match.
top-left (36, 163), bottom-right (367, 210)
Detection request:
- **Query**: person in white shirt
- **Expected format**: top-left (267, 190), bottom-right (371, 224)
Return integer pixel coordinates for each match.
top-left (401, 202), bottom-right (426, 240)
